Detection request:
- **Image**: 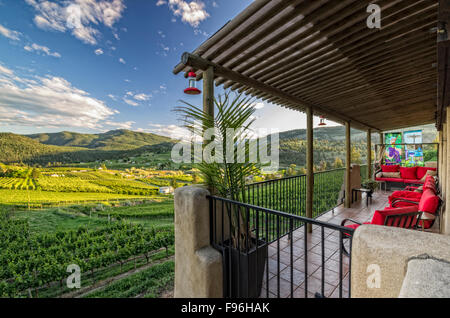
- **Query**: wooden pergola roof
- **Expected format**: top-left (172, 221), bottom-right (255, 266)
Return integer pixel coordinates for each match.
top-left (173, 0), bottom-right (441, 132)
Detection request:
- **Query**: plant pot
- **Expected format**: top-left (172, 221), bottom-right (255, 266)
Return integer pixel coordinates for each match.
top-left (222, 239), bottom-right (268, 298)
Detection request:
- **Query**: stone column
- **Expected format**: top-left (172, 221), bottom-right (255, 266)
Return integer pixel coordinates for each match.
top-left (351, 225), bottom-right (450, 297)
top-left (174, 186), bottom-right (223, 297)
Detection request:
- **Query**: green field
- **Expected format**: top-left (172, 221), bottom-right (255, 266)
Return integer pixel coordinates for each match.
top-left (0, 189), bottom-right (152, 207)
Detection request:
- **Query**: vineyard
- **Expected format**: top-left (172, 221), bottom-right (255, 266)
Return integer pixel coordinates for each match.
top-left (0, 211), bottom-right (174, 298)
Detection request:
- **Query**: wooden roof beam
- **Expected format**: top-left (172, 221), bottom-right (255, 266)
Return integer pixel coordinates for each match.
top-left (178, 52), bottom-right (380, 131)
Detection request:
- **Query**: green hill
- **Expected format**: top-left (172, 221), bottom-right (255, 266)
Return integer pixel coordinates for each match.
top-left (0, 131), bottom-right (176, 165)
top-left (28, 129), bottom-right (173, 151)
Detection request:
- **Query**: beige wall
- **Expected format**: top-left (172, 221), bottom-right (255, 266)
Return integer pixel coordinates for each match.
top-left (174, 186), bottom-right (223, 298)
top-left (351, 225), bottom-right (450, 297)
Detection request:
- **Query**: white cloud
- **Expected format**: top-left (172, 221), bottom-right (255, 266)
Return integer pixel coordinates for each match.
top-left (158, 0), bottom-right (209, 28)
top-left (24, 43), bottom-right (61, 58)
top-left (0, 64), bottom-right (13, 75)
top-left (123, 98), bottom-right (138, 106)
top-left (146, 123), bottom-right (190, 140)
top-left (119, 57), bottom-right (126, 64)
top-left (107, 94), bottom-right (117, 100)
top-left (25, 0), bottom-right (125, 45)
top-left (133, 93), bottom-right (151, 101)
top-left (104, 120), bottom-right (135, 130)
top-left (0, 24), bottom-right (21, 41)
top-left (253, 102), bottom-right (265, 110)
top-left (94, 48), bottom-right (104, 55)
top-left (0, 67), bottom-right (129, 130)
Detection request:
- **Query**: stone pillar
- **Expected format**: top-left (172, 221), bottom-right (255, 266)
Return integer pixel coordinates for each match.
top-left (351, 225), bottom-right (450, 298)
top-left (174, 186), bottom-right (223, 298)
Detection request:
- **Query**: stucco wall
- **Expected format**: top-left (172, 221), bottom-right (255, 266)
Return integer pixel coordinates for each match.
top-left (351, 225), bottom-right (450, 298)
top-left (174, 186), bottom-right (223, 298)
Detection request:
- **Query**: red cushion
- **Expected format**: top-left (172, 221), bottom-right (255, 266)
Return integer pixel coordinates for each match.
top-left (381, 165), bottom-right (400, 172)
top-left (418, 189), bottom-right (439, 214)
top-left (400, 167), bottom-right (417, 179)
top-left (402, 179), bottom-right (424, 184)
top-left (416, 167), bottom-right (437, 180)
top-left (376, 177), bottom-right (403, 182)
top-left (423, 176), bottom-right (436, 192)
top-left (371, 206), bottom-right (419, 225)
top-left (344, 222), bottom-right (371, 231)
top-left (389, 190), bottom-right (422, 203)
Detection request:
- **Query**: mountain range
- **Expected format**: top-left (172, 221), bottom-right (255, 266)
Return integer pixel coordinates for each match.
top-left (0, 125), bottom-right (437, 167)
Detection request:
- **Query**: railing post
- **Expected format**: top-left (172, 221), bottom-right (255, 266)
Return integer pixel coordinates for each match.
top-left (306, 106), bottom-right (313, 232)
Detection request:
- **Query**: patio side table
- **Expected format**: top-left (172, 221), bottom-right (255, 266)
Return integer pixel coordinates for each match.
top-left (376, 180), bottom-right (387, 193)
top-left (352, 188), bottom-right (373, 207)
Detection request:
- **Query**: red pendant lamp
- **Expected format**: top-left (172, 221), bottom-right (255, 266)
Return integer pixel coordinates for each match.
top-left (318, 116), bottom-right (326, 126)
top-left (184, 70), bottom-right (201, 95)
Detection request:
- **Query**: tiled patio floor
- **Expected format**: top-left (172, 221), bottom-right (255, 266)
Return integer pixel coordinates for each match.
top-left (259, 190), bottom-right (440, 298)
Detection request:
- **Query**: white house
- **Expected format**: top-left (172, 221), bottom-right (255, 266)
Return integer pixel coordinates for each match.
top-left (159, 186), bottom-right (174, 195)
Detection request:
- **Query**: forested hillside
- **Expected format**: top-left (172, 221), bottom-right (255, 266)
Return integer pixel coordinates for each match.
top-left (28, 129), bottom-right (173, 151)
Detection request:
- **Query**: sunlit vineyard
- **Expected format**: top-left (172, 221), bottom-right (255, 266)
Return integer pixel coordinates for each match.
top-left (0, 189), bottom-right (153, 207)
top-left (0, 211), bottom-right (174, 298)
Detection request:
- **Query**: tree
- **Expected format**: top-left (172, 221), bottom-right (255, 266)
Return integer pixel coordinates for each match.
top-left (351, 146), bottom-right (362, 164)
top-left (170, 177), bottom-right (179, 189)
top-left (333, 157), bottom-right (344, 168)
top-left (31, 168), bottom-right (41, 179)
top-left (287, 164), bottom-right (297, 176)
top-left (319, 160), bottom-right (327, 171)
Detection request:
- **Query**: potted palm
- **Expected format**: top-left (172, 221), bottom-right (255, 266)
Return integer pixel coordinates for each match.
top-left (175, 93), bottom-right (268, 297)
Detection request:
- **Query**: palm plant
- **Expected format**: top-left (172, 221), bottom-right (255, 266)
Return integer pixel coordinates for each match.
top-left (175, 93), bottom-right (259, 251)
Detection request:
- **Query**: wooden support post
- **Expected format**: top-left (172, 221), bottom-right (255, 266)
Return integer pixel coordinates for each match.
top-left (306, 107), bottom-right (313, 233)
top-left (345, 122), bottom-right (351, 208)
top-left (203, 66), bottom-right (214, 117)
top-left (367, 129), bottom-right (372, 179)
top-left (445, 111), bottom-right (450, 234)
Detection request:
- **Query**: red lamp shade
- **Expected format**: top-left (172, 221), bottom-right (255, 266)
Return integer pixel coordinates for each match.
top-left (184, 70), bottom-right (201, 95)
top-left (318, 116), bottom-right (326, 126)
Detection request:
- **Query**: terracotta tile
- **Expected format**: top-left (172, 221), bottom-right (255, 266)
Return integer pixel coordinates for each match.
top-left (267, 257), bottom-right (287, 274)
top-left (279, 267), bottom-right (306, 286)
top-left (267, 277), bottom-right (293, 298)
top-left (299, 276), bottom-right (335, 298)
top-left (292, 287), bottom-right (316, 298)
top-left (293, 258), bottom-right (320, 275)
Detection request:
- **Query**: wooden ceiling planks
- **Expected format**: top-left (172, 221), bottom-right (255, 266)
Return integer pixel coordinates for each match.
top-left (173, 0), bottom-right (439, 132)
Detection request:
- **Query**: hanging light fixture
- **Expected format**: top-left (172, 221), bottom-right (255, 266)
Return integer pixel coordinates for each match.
top-left (184, 70), bottom-right (201, 95)
top-left (318, 116), bottom-right (326, 126)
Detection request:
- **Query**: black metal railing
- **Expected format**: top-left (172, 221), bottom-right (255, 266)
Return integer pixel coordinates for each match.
top-left (209, 196), bottom-right (354, 298)
top-left (243, 168), bottom-right (345, 219)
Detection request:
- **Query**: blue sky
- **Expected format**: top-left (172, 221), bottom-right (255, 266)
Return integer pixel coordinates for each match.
top-left (0, 0), bottom-right (338, 139)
